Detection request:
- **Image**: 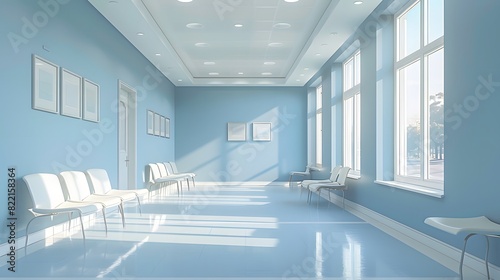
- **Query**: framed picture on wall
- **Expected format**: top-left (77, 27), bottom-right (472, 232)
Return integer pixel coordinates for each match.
top-left (154, 113), bottom-right (161, 136)
top-left (228, 122), bottom-right (246, 141)
top-left (82, 79), bottom-right (100, 122)
top-left (60, 68), bottom-right (82, 119)
top-left (147, 110), bottom-right (154, 135)
top-left (165, 117), bottom-right (170, 139)
top-left (160, 115), bottom-right (166, 137)
top-left (32, 55), bottom-right (59, 114)
top-left (253, 122), bottom-right (272, 141)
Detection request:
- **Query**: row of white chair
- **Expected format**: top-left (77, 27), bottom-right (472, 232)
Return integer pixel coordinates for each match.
top-left (145, 162), bottom-right (196, 197)
top-left (297, 165), bottom-right (351, 208)
top-left (23, 169), bottom-right (148, 249)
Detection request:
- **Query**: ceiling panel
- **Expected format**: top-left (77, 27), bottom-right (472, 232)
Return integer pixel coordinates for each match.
top-left (89, 0), bottom-right (382, 86)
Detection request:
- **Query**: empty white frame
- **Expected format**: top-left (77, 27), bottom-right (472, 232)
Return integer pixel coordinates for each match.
top-left (253, 122), bottom-right (271, 141)
top-left (147, 110), bottom-right (154, 135)
top-left (32, 55), bottom-right (59, 114)
top-left (160, 116), bottom-right (166, 137)
top-left (228, 122), bottom-right (246, 141)
top-left (83, 79), bottom-right (100, 122)
top-left (154, 113), bottom-right (161, 136)
top-left (60, 69), bottom-right (82, 118)
top-left (165, 117), bottom-right (170, 138)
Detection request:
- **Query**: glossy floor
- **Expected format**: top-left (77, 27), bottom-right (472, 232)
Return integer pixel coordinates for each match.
top-left (1, 184), bottom-right (458, 279)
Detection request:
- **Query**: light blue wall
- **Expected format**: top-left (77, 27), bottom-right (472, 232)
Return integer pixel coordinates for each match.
top-left (0, 0), bottom-right (175, 238)
top-left (311, 0), bottom-right (500, 266)
top-left (175, 87), bottom-right (307, 182)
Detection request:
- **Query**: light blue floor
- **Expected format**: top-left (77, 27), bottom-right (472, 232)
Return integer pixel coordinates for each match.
top-left (1, 184), bottom-right (458, 279)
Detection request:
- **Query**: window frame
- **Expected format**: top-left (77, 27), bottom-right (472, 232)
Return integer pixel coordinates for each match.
top-left (343, 50), bottom-right (361, 177)
top-left (394, 0), bottom-right (444, 191)
top-left (315, 84), bottom-right (323, 167)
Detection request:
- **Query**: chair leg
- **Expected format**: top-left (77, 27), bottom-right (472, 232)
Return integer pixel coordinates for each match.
top-left (288, 175), bottom-right (293, 188)
top-left (484, 235), bottom-right (491, 279)
top-left (136, 195), bottom-right (143, 216)
top-left (119, 203), bottom-right (125, 228)
top-left (460, 233), bottom-right (475, 280)
top-left (102, 209), bottom-right (108, 237)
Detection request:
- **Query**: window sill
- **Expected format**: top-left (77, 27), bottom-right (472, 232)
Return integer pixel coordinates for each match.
top-left (374, 180), bottom-right (444, 198)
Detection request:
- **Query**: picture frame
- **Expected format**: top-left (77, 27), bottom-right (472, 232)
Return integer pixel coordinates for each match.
top-left (147, 110), bottom-right (154, 135)
top-left (253, 122), bottom-right (272, 141)
top-left (160, 115), bottom-right (166, 137)
top-left (82, 79), bottom-right (100, 122)
top-left (227, 122), bottom-right (246, 141)
top-left (32, 55), bottom-right (59, 114)
top-left (60, 68), bottom-right (82, 119)
top-left (165, 117), bottom-right (170, 139)
top-left (154, 113), bottom-right (161, 136)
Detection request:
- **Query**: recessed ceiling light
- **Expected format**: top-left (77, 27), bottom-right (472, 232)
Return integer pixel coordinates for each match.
top-left (186, 23), bottom-right (204, 29)
top-left (178, 79), bottom-right (183, 82)
top-left (264, 61), bottom-right (276, 65)
top-left (137, 32), bottom-right (144, 36)
top-left (331, 32), bottom-right (338, 36)
top-left (304, 68), bottom-right (309, 71)
top-left (273, 23), bottom-right (291, 29)
top-left (268, 42), bottom-right (283, 47)
top-left (195, 42), bottom-right (209, 47)
top-left (155, 53), bottom-right (161, 56)
top-left (238, 72), bottom-right (244, 75)
top-left (354, 1), bottom-right (363, 4)
top-left (300, 74), bottom-right (305, 77)
top-left (261, 72), bottom-right (273, 76)
top-left (204, 61), bottom-right (216, 65)
top-left (315, 53), bottom-right (321, 56)
top-left (234, 24), bottom-right (243, 28)
top-left (178, 0), bottom-right (193, 2)
top-left (284, 0), bottom-right (299, 2)
top-left (209, 72), bottom-right (219, 76)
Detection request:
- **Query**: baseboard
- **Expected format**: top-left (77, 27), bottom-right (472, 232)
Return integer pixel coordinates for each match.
top-left (320, 191), bottom-right (499, 279)
top-left (196, 181), bottom-right (289, 187)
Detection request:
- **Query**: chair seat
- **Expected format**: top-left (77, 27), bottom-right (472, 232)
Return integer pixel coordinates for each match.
top-left (308, 182), bottom-right (343, 192)
top-left (425, 216), bottom-right (500, 235)
top-left (290, 171), bottom-right (309, 176)
top-left (33, 201), bottom-right (102, 216)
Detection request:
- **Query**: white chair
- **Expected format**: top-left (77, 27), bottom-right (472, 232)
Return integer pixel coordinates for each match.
top-left (299, 166), bottom-right (342, 196)
top-left (23, 173), bottom-right (108, 249)
top-left (86, 169), bottom-right (148, 215)
top-left (59, 171), bottom-right (126, 228)
top-left (288, 166), bottom-right (311, 187)
top-left (168, 162), bottom-right (196, 188)
top-left (158, 162), bottom-right (188, 192)
top-left (308, 166), bottom-right (351, 208)
top-left (424, 216), bottom-right (500, 279)
top-left (147, 163), bottom-right (182, 196)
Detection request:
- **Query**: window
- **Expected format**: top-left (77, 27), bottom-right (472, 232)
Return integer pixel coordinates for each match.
top-left (316, 84), bottom-right (323, 166)
top-left (343, 51), bottom-right (361, 176)
top-left (395, 0), bottom-right (444, 190)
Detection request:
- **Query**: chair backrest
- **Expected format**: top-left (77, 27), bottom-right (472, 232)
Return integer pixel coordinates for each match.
top-left (336, 167), bottom-right (351, 185)
top-left (59, 171), bottom-right (92, 201)
top-left (157, 163), bottom-right (169, 177)
top-left (23, 173), bottom-right (66, 210)
top-left (86, 169), bottom-right (113, 194)
top-left (328, 166), bottom-right (342, 181)
top-left (148, 163), bottom-right (162, 181)
top-left (169, 162), bottom-right (179, 173)
top-left (164, 162), bottom-right (176, 175)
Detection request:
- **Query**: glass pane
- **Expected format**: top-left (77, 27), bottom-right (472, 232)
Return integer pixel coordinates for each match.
top-left (398, 2), bottom-right (421, 60)
top-left (354, 52), bottom-right (361, 86)
top-left (354, 94), bottom-right (361, 171)
top-left (398, 61), bottom-right (421, 177)
top-left (344, 97), bottom-right (354, 169)
top-left (344, 58), bottom-right (354, 91)
top-left (427, 48), bottom-right (444, 181)
top-left (427, 0), bottom-right (444, 44)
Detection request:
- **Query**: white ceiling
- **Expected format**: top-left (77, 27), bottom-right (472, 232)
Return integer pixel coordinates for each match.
top-left (89, 0), bottom-right (382, 86)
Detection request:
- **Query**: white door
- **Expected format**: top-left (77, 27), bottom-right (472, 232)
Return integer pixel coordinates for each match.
top-left (118, 82), bottom-right (137, 190)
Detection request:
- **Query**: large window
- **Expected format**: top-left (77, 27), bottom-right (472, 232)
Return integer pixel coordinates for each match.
top-left (343, 51), bottom-right (361, 176)
top-left (395, 0), bottom-right (444, 190)
top-left (316, 84), bottom-right (323, 166)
